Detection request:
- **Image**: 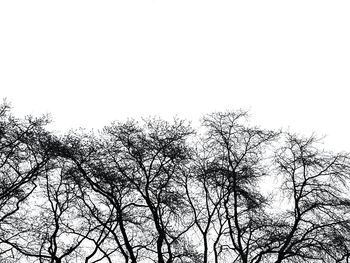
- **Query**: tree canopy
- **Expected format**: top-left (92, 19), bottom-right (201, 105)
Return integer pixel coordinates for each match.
top-left (1, 102), bottom-right (350, 263)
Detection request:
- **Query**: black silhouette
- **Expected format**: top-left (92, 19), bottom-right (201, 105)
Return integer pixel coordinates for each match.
top-left (1, 101), bottom-right (350, 263)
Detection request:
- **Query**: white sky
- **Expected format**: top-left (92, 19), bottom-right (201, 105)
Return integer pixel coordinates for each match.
top-left (1, 1), bottom-right (349, 151)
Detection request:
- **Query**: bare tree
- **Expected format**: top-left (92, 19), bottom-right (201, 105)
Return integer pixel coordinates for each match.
top-left (58, 131), bottom-right (144, 263)
top-left (199, 111), bottom-right (279, 263)
top-left (99, 118), bottom-right (196, 263)
top-left (57, 118), bottom-right (197, 263)
top-left (184, 139), bottom-right (227, 263)
top-left (0, 101), bottom-right (53, 261)
top-left (271, 134), bottom-right (350, 263)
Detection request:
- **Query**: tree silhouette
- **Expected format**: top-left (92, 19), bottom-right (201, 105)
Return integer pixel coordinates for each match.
top-left (271, 134), bottom-right (350, 263)
top-left (0, 101), bottom-right (53, 261)
top-left (194, 111), bottom-right (279, 263)
top-left (58, 118), bottom-right (197, 263)
top-left (1, 102), bottom-right (350, 263)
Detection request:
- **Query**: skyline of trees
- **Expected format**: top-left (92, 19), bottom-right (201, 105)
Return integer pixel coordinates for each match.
top-left (1, 101), bottom-right (350, 263)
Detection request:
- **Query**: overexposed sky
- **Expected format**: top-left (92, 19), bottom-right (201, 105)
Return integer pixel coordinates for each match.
top-left (1, 1), bottom-right (349, 151)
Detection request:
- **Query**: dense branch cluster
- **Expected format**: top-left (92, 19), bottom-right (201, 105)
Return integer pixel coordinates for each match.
top-left (1, 102), bottom-right (350, 263)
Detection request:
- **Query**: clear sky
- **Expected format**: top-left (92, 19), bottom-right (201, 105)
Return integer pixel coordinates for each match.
top-left (1, 1), bottom-right (349, 151)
